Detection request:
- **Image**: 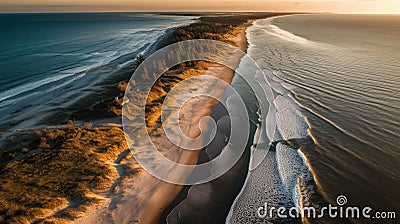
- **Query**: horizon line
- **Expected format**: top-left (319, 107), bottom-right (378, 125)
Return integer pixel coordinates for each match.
top-left (0, 11), bottom-right (399, 15)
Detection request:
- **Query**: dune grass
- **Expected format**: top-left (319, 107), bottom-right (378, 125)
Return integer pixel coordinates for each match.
top-left (0, 127), bottom-right (128, 223)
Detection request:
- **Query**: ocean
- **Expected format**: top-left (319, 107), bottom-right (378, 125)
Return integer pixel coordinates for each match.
top-left (229, 14), bottom-right (400, 222)
top-left (0, 13), bottom-right (193, 131)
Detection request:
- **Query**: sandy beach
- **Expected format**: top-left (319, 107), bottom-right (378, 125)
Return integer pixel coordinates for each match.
top-left (75, 21), bottom-right (251, 224)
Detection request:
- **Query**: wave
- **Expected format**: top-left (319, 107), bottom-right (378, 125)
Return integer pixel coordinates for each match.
top-left (0, 16), bottom-right (195, 131)
top-left (228, 17), bottom-right (319, 223)
top-left (265, 69), bottom-right (315, 208)
top-left (253, 18), bottom-right (314, 45)
top-left (231, 14), bottom-right (400, 222)
top-left (0, 27), bottom-right (174, 105)
top-left (273, 94), bottom-right (314, 207)
top-left (0, 70), bottom-right (80, 103)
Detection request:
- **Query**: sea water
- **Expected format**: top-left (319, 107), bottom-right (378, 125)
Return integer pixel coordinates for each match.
top-left (0, 13), bottom-right (193, 131)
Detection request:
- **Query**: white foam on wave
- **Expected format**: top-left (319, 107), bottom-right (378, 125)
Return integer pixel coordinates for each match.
top-left (269, 24), bottom-right (314, 45)
top-left (0, 20), bottom-right (188, 106)
top-left (0, 48), bottom-right (120, 105)
top-left (33, 53), bottom-right (83, 57)
top-left (274, 95), bottom-right (308, 139)
top-left (0, 72), bottom-right (87, 109)
top-left (252, 18), bottom-right (315, 45)
top-left (273, 88), bottom-right (313, 208)
top-left (229, 16), bottom-right (319, 222)
top-left (0, 72), bottom-right (78, 103)
top-left (276, 144), bottom-right (309, 204)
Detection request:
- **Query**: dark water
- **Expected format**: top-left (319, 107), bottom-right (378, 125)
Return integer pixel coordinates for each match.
top-left (0, 13), bottom-right (193, 131)
top-left (247, 14), bottom-right (400, 216)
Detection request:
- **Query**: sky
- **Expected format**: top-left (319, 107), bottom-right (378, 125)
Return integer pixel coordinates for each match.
top-left (0, 0), bottom-right (399, 14)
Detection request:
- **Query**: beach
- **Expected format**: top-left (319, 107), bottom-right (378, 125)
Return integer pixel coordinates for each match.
top-left (0, 13), bottom-right (289, 223)
top-left (77, 17), bottom-right (260, 224)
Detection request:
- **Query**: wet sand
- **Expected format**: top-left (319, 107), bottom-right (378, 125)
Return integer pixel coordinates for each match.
top-left (159, 22), bottom-right (255, 223)
top-left (163, 107), bottom-right (257, 223)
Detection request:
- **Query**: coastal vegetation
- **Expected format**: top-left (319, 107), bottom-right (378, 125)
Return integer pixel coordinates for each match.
top-left (113, 13), bottom-right (288, 132)
top-left (0, 127), bottom-right (129, 223)
top-left (115, 14), bottom-right (282, 131)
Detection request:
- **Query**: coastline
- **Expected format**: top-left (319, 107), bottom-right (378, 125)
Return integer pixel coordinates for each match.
top-left (2, 12), bottom-right (399, 224)
top-left (227, 15), bottom-right (307, 223)
top-left (160, 21), bottom-right (253, 224)
top-left (90, 21), bottom-right (252, 224)
top-left (101, 14), bottom-right (291, 224)
top-left (0, 13), bottom-right (290, 223)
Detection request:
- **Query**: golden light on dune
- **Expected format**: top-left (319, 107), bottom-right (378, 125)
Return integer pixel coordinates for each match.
top-left (0, 0), bottom-right (399, 13)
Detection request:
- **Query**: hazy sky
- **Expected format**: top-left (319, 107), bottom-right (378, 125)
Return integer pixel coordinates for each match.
top-left (1, 0), bottom-right (399, 13)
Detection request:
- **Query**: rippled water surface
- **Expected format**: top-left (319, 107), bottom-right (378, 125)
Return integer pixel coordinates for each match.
top-left (247, 14), bottom-right (400, 212)
top-left (0, 13), bottom-right (193, 130)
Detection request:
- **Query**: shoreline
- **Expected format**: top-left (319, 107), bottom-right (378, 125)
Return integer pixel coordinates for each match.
top-left (0, 21), bottom-right (190, 135)
top-left (160, 21), bottom-right (253, 223)
top-left (100, 21), bottom-right (252, 224)
top-left (0, 13), bottom-right (292, 223)
top-left (227, 15), bottom-right (305, 223)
